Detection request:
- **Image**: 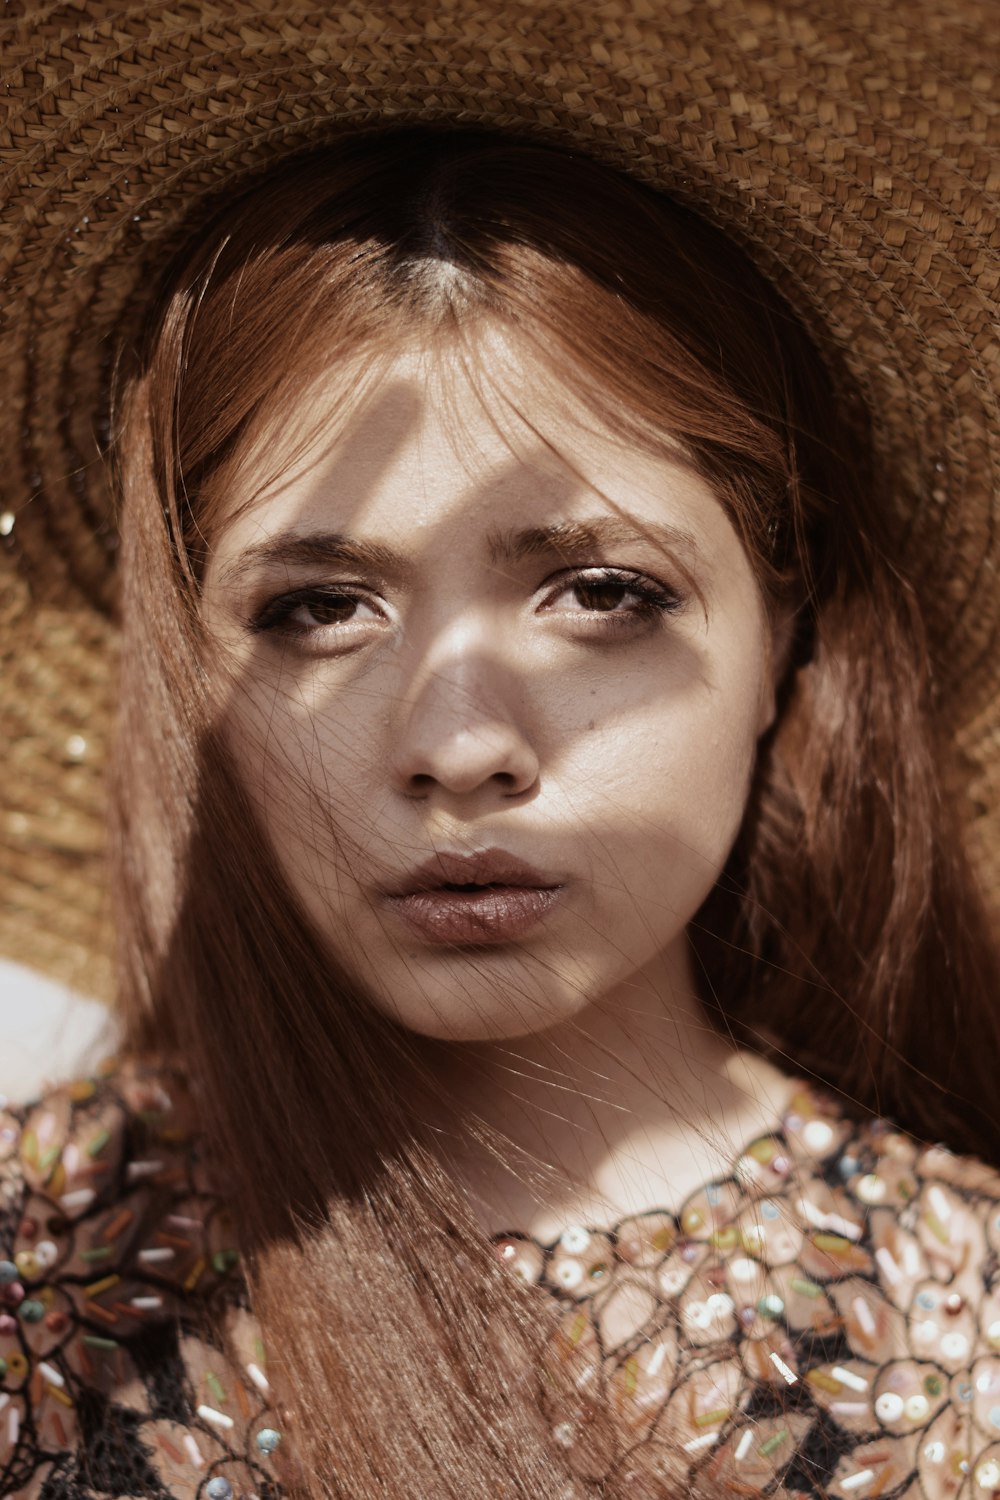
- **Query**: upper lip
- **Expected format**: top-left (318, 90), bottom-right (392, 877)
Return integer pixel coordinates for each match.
top-left (384, 849), bottom-right (563, 897)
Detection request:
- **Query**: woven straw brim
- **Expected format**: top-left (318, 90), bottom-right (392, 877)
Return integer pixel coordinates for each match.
top-left (2, 0), bottom-right (999, 1000)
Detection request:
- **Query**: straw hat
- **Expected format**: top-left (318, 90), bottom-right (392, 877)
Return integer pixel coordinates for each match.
top-left (3, 0), bottom-right (999, 1001)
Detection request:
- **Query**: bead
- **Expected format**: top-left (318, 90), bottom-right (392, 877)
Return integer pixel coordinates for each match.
top-left (206, 1481), bottom-right (233, 1500)
top-left (904, 1394), bottom-right (929, 1421)
top-left (211, 1249), bottom-right (239, 1274)
top-left (14, 1252), bottom-right (40, 1280)
top-left (43, 1310), bottom-right (68, 1334)
top-left (802, 1120), bottom-right (834, 1152)
top-left (553, 1422), bottom-right (575, 1448)
top-left (875, 1392), bottom-right (904, 1421)
top-left (0, 1262), bottom-right (17, 1285)
top-left (976, 1460), bottom-right (1000, 1490)
top-left (554, 1260), bottom-right (583, 1290)
top-left (944, 1292), bottom-right (964, 1315)
top-left (940, 1332), bottom-right (969, 1360)
top-left (856, 1174), bottom-right (887, 1204)
top-left (0, 513), bottom-right (13, 536)
top-left (0, 1315), bottom-right (15, 1335)
top-left (256, 1427), bottom-right (281, 1455)
top-left (0, 1358), bottom-right (6, 1379)
top-left (18, 1219), bottom-right (37, 1240)
top-left (559, 1226), bottom-right (590, 1254)
top-left (19, 1299), bottom-right (45, 1323)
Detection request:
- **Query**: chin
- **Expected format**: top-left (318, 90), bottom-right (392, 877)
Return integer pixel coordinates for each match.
top-left (365, 972), bottom-right (582, 1045)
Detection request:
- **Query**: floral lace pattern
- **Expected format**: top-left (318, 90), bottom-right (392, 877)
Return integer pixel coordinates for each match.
top-left (3, 1057), bottom-right (1000, 1497)
top-left (0, 1057), bottom-right (284, 1499)
top-left (494, 1088), bottom-right (1000, 1497)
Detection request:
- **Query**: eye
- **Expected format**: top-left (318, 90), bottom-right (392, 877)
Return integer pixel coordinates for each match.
top-left (540, 568), bottom-right (684, 628)
top-left (251, 585), bottom-right (387, 638)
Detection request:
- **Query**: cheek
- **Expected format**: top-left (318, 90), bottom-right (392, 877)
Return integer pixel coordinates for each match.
top-left (567, 657), bottom-right (763, 897)
top-left (222, 675), bottom-right (377, 893)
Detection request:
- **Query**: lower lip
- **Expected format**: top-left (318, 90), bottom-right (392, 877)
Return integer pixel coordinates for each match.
top-left (383, 886), bottom-right (563, 945)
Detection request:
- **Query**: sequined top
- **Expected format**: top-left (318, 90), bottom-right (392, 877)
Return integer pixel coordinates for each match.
top-left (4, 1056), bottom-right (1000, 1499)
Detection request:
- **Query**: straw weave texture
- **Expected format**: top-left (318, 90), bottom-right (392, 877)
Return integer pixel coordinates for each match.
top-left (1, 0), bottom-right (999, 998)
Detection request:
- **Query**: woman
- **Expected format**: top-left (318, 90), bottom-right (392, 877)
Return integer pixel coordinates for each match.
top-left (2, 6), bottom-right (999, 1499)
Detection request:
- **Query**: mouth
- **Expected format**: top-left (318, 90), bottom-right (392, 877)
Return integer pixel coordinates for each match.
top-left (381, 850), bottom-right (565, 945)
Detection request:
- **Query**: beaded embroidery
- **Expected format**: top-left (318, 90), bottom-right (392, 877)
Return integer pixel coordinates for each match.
top-left (491, 1093), bottom-right (1000, 1497)
top-left (3, 1058), bottom-right (1000, 1497)
top-left (0, 1057), bottom-right (284, 1499)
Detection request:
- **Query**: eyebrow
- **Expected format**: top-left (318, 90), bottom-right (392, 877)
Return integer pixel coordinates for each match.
top-left (216, 533), bottom-right (412, 592)
top-left (486, 516), bottom-right (703, 567)
top-left (217, 515), bottom-right (705, 593)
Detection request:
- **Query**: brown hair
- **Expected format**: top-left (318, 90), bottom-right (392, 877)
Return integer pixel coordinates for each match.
top-left (109, 127), bottom-right (1000, 1497)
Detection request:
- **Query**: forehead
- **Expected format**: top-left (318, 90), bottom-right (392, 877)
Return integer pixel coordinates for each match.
top-left (204, 335), bottom-right (738, 576)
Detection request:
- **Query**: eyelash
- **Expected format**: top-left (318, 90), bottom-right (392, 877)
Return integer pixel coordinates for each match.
top-left (249, 567), bottom-right (686, 642)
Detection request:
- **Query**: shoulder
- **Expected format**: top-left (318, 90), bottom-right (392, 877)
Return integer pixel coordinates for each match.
top-left (0, 1057), bottom-right (284, 1498)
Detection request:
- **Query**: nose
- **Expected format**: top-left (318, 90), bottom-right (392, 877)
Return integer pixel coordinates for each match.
top-left (391, 645), bottom-right (540, 802)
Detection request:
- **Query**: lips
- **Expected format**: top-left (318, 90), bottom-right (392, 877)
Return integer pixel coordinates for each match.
top-left (381, 849), bottom-right (565, 945)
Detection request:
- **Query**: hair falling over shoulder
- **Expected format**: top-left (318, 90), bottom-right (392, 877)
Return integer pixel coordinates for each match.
top-left (107, 129), bottom-right (1000, 1497)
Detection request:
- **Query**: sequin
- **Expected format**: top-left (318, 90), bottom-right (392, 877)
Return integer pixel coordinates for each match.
top-left (256, 1426), bottom-right (281, 1454)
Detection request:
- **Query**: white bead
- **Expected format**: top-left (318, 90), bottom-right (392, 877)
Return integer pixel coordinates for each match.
top-left (875, 1392), bottom-right (904, 1422)
top-left (802, 1120), bottom-right (834, 1152)
top-left (555, 1259), bottom-right (583, 1289)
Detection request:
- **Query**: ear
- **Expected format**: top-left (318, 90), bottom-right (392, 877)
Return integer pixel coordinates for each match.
top-left (757, 603), bottom-right (797, 738)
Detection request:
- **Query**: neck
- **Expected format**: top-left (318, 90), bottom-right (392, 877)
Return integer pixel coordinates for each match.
top-left (434, 937), bottom-right (797, 1242)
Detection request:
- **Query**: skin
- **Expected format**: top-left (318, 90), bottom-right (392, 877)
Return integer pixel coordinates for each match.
top-left (202, 336), bottom-right (797, 1236)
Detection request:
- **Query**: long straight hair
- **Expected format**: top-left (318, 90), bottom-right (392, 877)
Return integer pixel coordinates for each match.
top-left (109, 127), bottom-right (1000, 1497)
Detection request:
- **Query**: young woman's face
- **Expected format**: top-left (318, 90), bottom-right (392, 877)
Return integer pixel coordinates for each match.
top-left (202, 340), bottom-right (782, 1042)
